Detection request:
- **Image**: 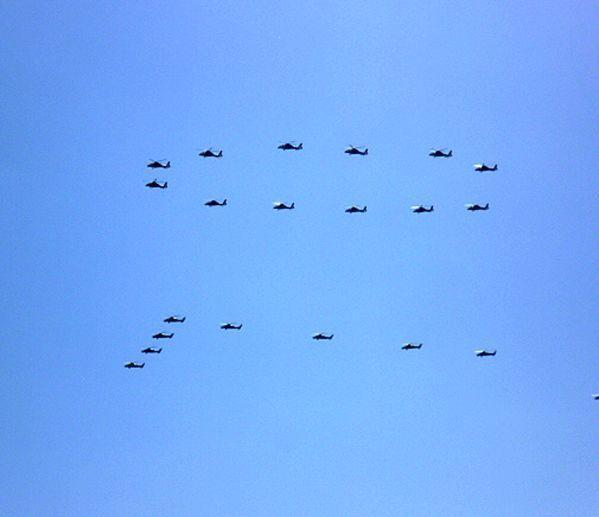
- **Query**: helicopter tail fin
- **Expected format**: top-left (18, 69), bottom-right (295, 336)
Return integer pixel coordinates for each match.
top-left (448, 150), bottom-right (453, 157)
top-left (166, 161), bottom-right (171, 168)
top-left (181, 317), bottom-right (186, 322)
top-left (364, 148), bottom-right (369, 155)
top-left (164, 182), bottom-right (168, 188)
top-left (217, 150), bottom-right (223, 158)
top-left (223, 199), bottom-right (227, 206)
top-left (158, 348), bottom-right (162, 354)
top-left (291, 202), bottom-right (295, 209)
top-left (484, 203), bottom-right (489, 209)
top-left (430, 205), bottom-right (434, 211)
top-left (493, 164), bottom-right (498, 170)
top-left (298, 143), bottom-right (303, 149)
top-left (363, 206), bottom-right (367, 212)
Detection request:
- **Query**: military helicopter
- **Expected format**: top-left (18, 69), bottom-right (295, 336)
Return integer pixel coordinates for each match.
top-left (273, 201), bottom-right (295, 210)
top-left (152, 332), bottom-right (174, 339)
top-left (221, 323), bottom-right (242, 330)
top-left (465, 203), bottom-right (490, 211)
top-left (475, 349), bottom-right (497, 357)
top-left (411, 205), bottom-right (434, 213)
top-left (163, 315), bottom-right (186, 323)
top-left (147, 159), bottom-right (171, 169)
top-left (312, 332), bottom-right (334, 340)
top-left (344, 145), bottom-right (368, 156)
top-left (345, 205), bottom-right (367, 213)
top-left (593, 394), bottom-right (599, 400)
top-left (205, 199), bottom-right (227, 207)
top-left (141, 347), bottom-right (162, 354)
top-left (402, 343), bottom-right (423, 350)
top-left (124, 362), bottom-right (145, 369)
top-left (278, 141), bottom-right (303, 151)
top-left (146, 179), bottom-right (168, 189)
top-left (474, 163), bottom-right (498, 172)
top-left (199, 148), bottom-right (223, 158)
top-left (429, 148), bottom-right (452, 158)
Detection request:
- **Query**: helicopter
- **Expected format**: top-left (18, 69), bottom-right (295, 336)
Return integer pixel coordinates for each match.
top-left (221, 323), bottom-right (243, 330)
top-left (273, 201), bottom-right (295, 210)
top-left (345, 205), bottom-right (367, 213)
top-left (141, 347), bottom-right (162, 354)
top-left (164, 315), bottom-right (186, 323)
top-left (278, 142), bottom-right (303, 151)
top-left (152, 332), bottom-right (174, 339)
top-left (465, 203), bottom-right (490, 211)
top-left (312, 333), bottom-right (334, 340)
top-left (344, 145), bottom-right (368, 156)
top-left (146, 179), bottom-right (168, 189)
top-left (199, 148), bottom-right (223, 158)
top-left (147, 160), bottom-right (171, 169)
top-left (474, 163), bottom-right (498, 172)
top-left (429, 148), bottom-right (452, 158)
top-left (475, 349), bottom-right (497, 357)
top-left (411, 205), bottom-right (434, 213)
top-left (124, 362), bottom-right (145, 369)
top-left (401, 343), bottom-right (423, 350)
top-left (205, 199), bottom-right (227, 207)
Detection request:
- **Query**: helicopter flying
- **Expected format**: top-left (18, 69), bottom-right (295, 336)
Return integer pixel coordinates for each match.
top-left (475, 349), bottom-right (497, 357)
top-left (278, 142), bottom-right (303, 151)
top-left (205, 199), bottom-right (227, 207)
top-left (221, 323), bottom-right (243, 330)
top-left (273, 201), bottom-right (295, 210)
top-left (312, 333), bottom-right (334, 340)
top-left (466, 203), bottom-right (490, 211)
top-left (402, 343), bottom-right (423, 350)
top-left (411, 205), bottom-right (434, 213)
top-left (474, 163), bottom-right (498, 172)
top-left (344, 145), bottom-right (368, 156)
top-left (199, 148), bottom-right (223, 158)
top-left (152, 332), bottom-right (174, 339)
top-left (141, 347), bottom-right (162, 354)
top-left (429, 148), bottom-right (452, 158)
top-left (345, 205), bottom-right (367, 213)
top-left (593, 394), bottom-right (599, 400)
top-left (124, 362), bottom-right (145, 369)
top-left (147, 160), bottom-right (171, 169)
top-left (146, 179), bottom-right (168, 189)
top-left (163, 315), bottom-right (186, 323)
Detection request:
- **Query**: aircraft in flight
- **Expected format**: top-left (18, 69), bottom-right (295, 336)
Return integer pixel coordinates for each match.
top-left (141, 347), bottom-right (162, 354)
top-left (147, 160), bottom-right (171, 169)
top-left (312, 332), bottom-right (334, 340)
top-left (164, 316), bottom-right (186, 323)
top-left (344, 145), bottom-right (368, 156)
top-left (474, 163), bottom-right (498, 172)
top-left (429, 148), bottom-right (452, 158)
top-left (345, 205), bottom-right (367, 213)
top-left (278, 142), bottom-right (303, 151)
top-left (465, 203), bottom-right (490, 211)
top-left (273, 201), bottom-right (295, 210)
top-left (411, 205), bottom-right (434, 213)
top-left (152, 332), bottom-right (174, 339)
top-left (205, 199), bottom-right (227, 207)
top-left (199, 148), bottom-right (223, 158)
top-left (475, 349), bottom-right (497, 357)
top-left (146, 179), bottom-right (168, 189)
top-left (221, 323), bottom-right (243, 330)
top-left (402, 343), bottom-right (423, 350)
top-left (124, 362), bottom-right (145, 369)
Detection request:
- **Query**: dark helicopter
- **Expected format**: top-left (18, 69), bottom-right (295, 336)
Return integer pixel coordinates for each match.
top-left (475, 349), bottom-right (497, 357)
top-left (429, 148), bottom-right (452, 158)
top-left (345, 205), bottom-right (367, 213)
top-left (164, 315), bottom-right (186, 323)
top-left (141, 347), bottom-right (162, 354)
top-left (465, 203), bottom-right (490, 211)
top-left (205, 199), bottom-right (227, 207)
top-left (278, 142), bottom-right (303, 151)
top-left (411, 205), bottom-right (434, 213)
top-left (593, 394), bottom-right (599, 400)
top-left (312, 332), bottom-right (334, 340)
top-left (402, 343), bottom-right (423, 350)
top-left (474, 163), bottom-right (498, 172)
top-left (199, 148), bottom-right (223, 158)
top-left (147, 160), bottom-right (171, 169)
top-left (152, 332), bottom-right (174, 339)
top-left (344, 145), bottom-right (368, 156)
top-left (124, 362), bottom-right (145, 369)
top-left (273, 201), bottom-right (295, 210)
top-left (221, 323), bottom-right (243, 330)
top-left (146, 179), bottom-right (168, 189)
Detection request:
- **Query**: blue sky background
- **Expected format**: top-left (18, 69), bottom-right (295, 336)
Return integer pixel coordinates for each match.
top-left (1, 1), bottom-right (597, 516)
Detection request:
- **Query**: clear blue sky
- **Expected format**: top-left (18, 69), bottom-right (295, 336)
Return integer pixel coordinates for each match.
top-left (1, 2), bottom-right (597, 516)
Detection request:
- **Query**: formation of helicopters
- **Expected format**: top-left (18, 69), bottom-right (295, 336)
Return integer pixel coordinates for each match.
top-left (124, 315), bottom-right (185, 368)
